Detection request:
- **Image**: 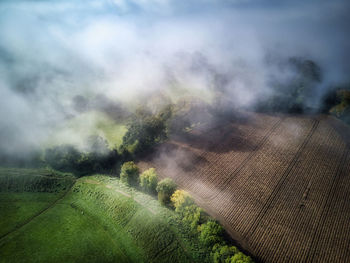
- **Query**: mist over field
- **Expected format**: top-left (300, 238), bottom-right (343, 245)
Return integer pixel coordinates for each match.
top-left (0, 0), bottom-right (349, 156)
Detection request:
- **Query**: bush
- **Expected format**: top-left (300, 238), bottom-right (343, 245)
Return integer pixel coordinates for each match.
top-left (120, 161), bottom-right (139, 186)
top-left (212, 244), bottom-right (239, 263)
top-left (226, 252), bottom-right (253, 263)
top-left (139, 168), bottom-right (158, 194)
top-left (199, 220), bottom-right (224, 247)
top-left (182, 204), bottom-right (204, 232)
top-left (45, 145), bottom-right (81, 172)
top-left (121, 106), bottom-right (172, 156)
top-left (171, 190), bottom-right (194, 213)
top-left (45, 137), bottom-right (119, 176)
top-left (171, 190), bottom-right (205, 232)
top-left (156, 178), bottom-right (176, 205)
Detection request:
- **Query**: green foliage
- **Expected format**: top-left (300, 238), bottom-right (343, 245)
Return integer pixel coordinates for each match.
top-left (226, 252), bottom-right (253, 263)
top-left (121, 106), bottom-right (172, 156)
top-left (170, 190), bottom-right (252, 263)
top-left (182, 204), bottom-right (204, 232)
top-left (212, 244), bottom-right (239, 263)
top-left (139, 168), bottom-right (158, 194)
top-left (0, 167), bottom-right (253, 263)
top-left (329, 88), bottom-right (350, 124)
top-left (199, 220), bottom-right (224, 247)
top-left (0, 167), bottom-right (75, 192)
top-left (156, 178), bottom-right (177, 205)
top-left (257, 57), bottom-right (322, 113)
top-left (45, 144), bottom-right (81, 171)
top-left (171, 190), bottom-right (194, 212)
top-left (120, 161), bottom-right (139, 186)
top-left (211, 244), bottom-right (253, 263)
top-left (171, 190), bottom-right (205, 232)
top-left (45, 136), bottom-right (119, 176)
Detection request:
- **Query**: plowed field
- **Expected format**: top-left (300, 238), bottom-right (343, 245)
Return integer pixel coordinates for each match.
top-left (138, 112), bottom-right (350, 262)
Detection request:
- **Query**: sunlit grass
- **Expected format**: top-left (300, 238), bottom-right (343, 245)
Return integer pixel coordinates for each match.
top-left (45, 110), bottom-right (127, 149)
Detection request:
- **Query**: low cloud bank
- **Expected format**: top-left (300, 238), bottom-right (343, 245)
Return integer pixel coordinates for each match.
top-left (0, 0), bottom-right (349, 156)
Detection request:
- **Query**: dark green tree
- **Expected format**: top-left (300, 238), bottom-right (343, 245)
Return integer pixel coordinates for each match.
top-left (212, 244), bottom-right (239, 263)
top-left (120, 161), bottom-right (139, 186)
top-left (156, 178), bottom-right (176, 205)
top-left (139, 168), bottom-right (158, 194)
top-left (121, 105), bottom-right (172, 156)
top-left (199, 220), bottom-right (224, 247)
top-left (45, 145), bottom-right (80, 172)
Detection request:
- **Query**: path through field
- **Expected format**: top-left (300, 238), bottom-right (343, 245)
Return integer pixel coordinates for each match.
top-left (139, 112), bottom-right (350, 262)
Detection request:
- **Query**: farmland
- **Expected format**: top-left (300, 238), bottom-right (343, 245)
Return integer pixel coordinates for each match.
top-left (138, 111), bottom-right (350, 262)
top-left (0, 168), bottom-right (210, 263)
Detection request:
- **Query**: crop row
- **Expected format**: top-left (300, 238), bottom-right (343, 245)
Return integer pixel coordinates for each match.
top-left (211, 117), bottom-right (316, 237)
top-left (139, 114), bottom-right (350, 262)
top-left (247, 120), bottom-right (347, 262)
top-left (306, 148), bottom-right (350, 263)
top-left (169, 114), bottom-right (282, 201)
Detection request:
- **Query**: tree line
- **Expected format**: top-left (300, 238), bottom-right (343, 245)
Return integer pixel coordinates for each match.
top-left (120, 161), bottom-right (253, 263)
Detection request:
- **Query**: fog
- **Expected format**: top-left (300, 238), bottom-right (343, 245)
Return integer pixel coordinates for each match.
top-left (0, 0), bottom-right (349, 157)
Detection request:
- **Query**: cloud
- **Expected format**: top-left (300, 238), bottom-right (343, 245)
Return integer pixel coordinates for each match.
top-left (0, 0), bottom-right (349, 156)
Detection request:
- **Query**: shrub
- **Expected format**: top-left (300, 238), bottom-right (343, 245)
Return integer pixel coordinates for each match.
top-left (171, 190), bottom-right (194, 213)
top-left (226, 252), bottom-right (253, 263)
top-left (199, 220), bottom-right (224, 247)
top-left (120, 161), bottom-right (139, 186)
top-left (121, 106), bottom-right (172, 156)
top-left (45, 144), bottom-right (81, 172)
top-left (171, 190), bottom-right (205, 232)
top-left (156, 178), bottom-right (176, 205)
top-left (139, 168), bottom-right (158, 193)
top-left (182, 204), bottom-right (204, 232)
top-left (45, 136), bottom-right (119, 175)
top-left (212, 244), bottom-right (239, 263)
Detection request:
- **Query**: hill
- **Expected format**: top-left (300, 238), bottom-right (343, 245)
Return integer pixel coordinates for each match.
top-left (138, 111), bottom-right (350, 262)
top-left (0, 168), bottom-right (210, 262)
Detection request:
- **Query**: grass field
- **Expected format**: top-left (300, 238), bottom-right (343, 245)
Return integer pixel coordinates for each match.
top-left (0, 168), bottom-right (209, 263)
top-left (46, 110), bottom-right (127, 149)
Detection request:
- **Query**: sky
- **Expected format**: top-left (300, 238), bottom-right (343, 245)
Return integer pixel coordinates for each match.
top-left (0, 0), bottom-right (349, 156)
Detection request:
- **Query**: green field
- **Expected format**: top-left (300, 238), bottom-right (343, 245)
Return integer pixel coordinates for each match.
top-left (46, 110), bottom-right (127, 149)
top-left (0, 168), bottom-right (209, 263)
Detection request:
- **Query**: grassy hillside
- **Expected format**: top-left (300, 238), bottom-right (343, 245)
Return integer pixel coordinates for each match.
top-left (0, 168), bottom-right (209, 263)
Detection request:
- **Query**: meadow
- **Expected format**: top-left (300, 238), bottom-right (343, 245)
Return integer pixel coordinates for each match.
top-left (0, 168), bottom-right (209, 263)
top-left (46, 110), bottom-right (127, 149)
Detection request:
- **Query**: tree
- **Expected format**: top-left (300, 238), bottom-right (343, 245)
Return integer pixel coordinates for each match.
top-left (256, 57), bottom-right (322, 114)
top-left (45, 144), bottom-right (80, 171)
top-left (140, 168), bottom-right (158, 194)
top-left (121, 106), bottom-right (172, 156)
top-left (227, 252), bottom-right (253, 263)
top-left (120, 161), bottom-right (139, 186)
top-left (156, 178), bottom-right (176, 205)
top-left (183, 204), bottom-right (204, 232)
top-left (212, 244), bottom-right (239, 263)
top-left (171, 190), bottom-right (204, 231)
top-left (171, 190), bottom-right (194, 212)
top-left (199, 220), bottom-right (224, 247)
